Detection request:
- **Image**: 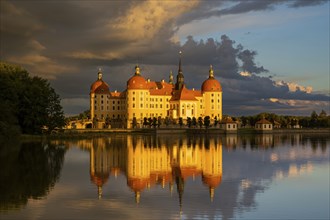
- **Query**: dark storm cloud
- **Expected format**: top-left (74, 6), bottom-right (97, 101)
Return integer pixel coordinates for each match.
top-left (1, 0), bottom-right (328, 115)
top-left (289, 0), bottom-right (329, 8)
top-left (178, 0), bottom-right (327, 25)
top-left (238, 49), bottom-right (268, 74)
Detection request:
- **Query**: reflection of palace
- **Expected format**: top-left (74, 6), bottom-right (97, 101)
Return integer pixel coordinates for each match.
top-left (88, 136), bottom-right (222, 204)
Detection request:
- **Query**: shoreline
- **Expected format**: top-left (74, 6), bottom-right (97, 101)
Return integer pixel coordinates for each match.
top-left (17, 128), bottom-right (330, 140)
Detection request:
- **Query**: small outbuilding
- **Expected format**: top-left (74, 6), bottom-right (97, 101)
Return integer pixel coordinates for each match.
top-left (220, 117), bottom-right (237, 132)
top-left (255, 118), bottom-right (273, 131)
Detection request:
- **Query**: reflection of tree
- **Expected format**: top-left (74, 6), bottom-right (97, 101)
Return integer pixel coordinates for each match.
top-left (0, 141), bottom-right (66, 212)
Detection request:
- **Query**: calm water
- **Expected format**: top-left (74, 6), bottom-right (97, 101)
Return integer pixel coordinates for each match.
top-left (0, 134), bottom-right (329, 220)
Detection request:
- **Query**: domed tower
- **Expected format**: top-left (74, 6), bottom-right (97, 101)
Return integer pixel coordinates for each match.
top-left (90, 68), bottom-right (110, 125)
top-left (127, 137), bottom-right (151, 204)
top-left (90, 144), bottom-right (111, 199)
top-left (202, 140), bottom-right (222, 202)
top-left (201, 65), bottom-right (222, 120)
top-left (126, 65), bottom-right (149, 128)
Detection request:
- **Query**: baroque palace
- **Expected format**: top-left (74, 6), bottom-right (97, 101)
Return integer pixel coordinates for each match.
top-left (90, 55), bottom-right (222, 128)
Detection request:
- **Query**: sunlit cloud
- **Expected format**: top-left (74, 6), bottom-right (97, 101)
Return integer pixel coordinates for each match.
top-left (275, 80), bottom-right (313, 93)
top-left (240, 71), bottom-right (252, 77)
top-left (109, 1), bottom-right (199, 41)
top-left (268, 98), bottom-right (328, 107)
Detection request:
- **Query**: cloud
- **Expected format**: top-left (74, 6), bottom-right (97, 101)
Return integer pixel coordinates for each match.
top-left (1, 0), bottom-right (328, 115)
top-left (275, 81), bottom-right (313, 93)
top-left (177, 0), bottom-right (328, 25)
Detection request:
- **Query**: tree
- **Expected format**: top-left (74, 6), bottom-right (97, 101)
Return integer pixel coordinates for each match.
top-left (213, 116), bottom-right (218, 127)
top-left (178, 117), bottom-right (183, 128)
top-left (198, 117), bottom-right (203, 128)
top-left (148, 117), bottom-right (153, 128)
top-left (192, 117), bottom-right (197, 128)
top-left (164, 117), bottom-right (170, 127)
top-left (45, 88), bottom-right (66, 133)
top-left (132, 117), bottom-right (137, 128)
top-left (187, 117), bottom-right (192, 128)
top-left (152, 117), bottom-right (157, 128)
top-left (0, 62), bottom-right (65, 135)
top-left (310, 111), bottom-right (318, 127)
top-left (143, 117), bottom-right (148, 128)
top-left (157, 116), bottom-right (162, 128)
top-left (204, 116), bottom-right (210, 129)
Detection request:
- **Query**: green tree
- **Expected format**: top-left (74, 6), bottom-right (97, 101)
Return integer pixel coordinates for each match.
top-left (214, 116), bottom-right (218, 127)
top-left (204, 116), bottom-right (210, 129)
top-left (187, 117), bottom-right (192, 128)
top-left (178, 117), bottom-right (183, 128)
top-left (0, 62), bottom-right (65, 135)
top-left (192, 117), bottom-right (197, 127)
top-left (152, 117), bottom-right (157, 128)
top-left (157, 116), bottom-right (162, 128)
top-left (164, 117), bottom-right (170, 127)
top-left (198, 117), bottom-right (203, 128)
top-left (143, 117), bottom-right (148, 127)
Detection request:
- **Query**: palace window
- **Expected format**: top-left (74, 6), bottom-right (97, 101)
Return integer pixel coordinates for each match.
top-left (95, 106), bottom-right (97, 110)
top-left (113, 106), bottom-right (115, 110)
top-left (101, 95), bottom-right (103, 98)
top-left (160, 98), bottom-right (162, 102)
top-left (133, 92), bottom-right (135, 95)
top-left (211, 99), bottom-right (214, 103)
top-left (117, 101), bottom-right (120, 104)
top-left (182, 109), bottom-right (184, 115)
top-left (133, 104), bottom-right (135, 108)
top-left (133, 97), bottom-right (135, 101)
top-left (140, 104), bottom-right (143, 108)
top-left (160, 104), bottom-right (162, 108)
top-left (101, 106), bottom-right (103, 110)
top-left (101, 100), bottom-right (103, 104)
top-left (118, 106), bottom-right (120, 110)
top-left (113, 101), bottom-right (115, 104)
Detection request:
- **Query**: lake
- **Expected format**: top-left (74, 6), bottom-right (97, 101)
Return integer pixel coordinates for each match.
top-left (1, 133), bottom-right (329, 220)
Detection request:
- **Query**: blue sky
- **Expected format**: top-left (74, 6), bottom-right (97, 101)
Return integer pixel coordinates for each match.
top-left (1, 0), bottom-right (329, 116)
top-left (177, 3), bottom-right (329, 93)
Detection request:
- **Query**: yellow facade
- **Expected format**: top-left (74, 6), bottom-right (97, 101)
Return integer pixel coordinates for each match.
top-left (90, 61), bottom-right (223, 128)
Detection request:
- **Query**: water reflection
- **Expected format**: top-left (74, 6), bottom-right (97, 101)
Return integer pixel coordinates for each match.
top-left (1, 134), bottom-right (329, 220)
top-left (0, 140), bottom-right (66, 212)
top-left (88, 135), bottom-right (223, 206)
